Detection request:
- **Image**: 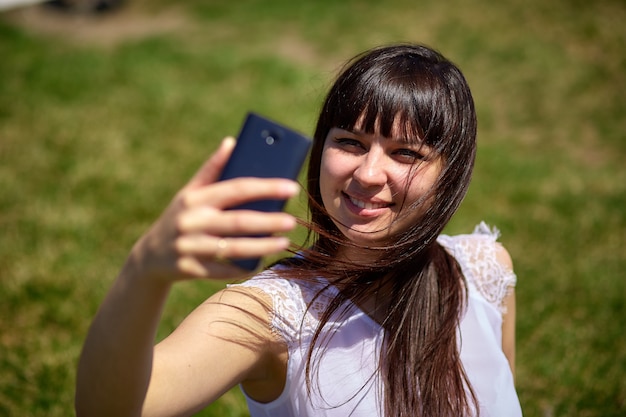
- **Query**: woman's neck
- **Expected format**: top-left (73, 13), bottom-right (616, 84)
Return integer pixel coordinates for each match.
top-left (351, 281), bottom-right (393, 326)
top-left (329, 247), bottom-right (394, 326)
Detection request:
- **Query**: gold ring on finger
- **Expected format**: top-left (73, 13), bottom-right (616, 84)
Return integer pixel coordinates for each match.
top-left (215, 238), bottom-right (228, 262)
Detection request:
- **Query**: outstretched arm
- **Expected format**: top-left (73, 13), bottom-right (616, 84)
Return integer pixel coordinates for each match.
top-left (75, 137), bottom-right (298, 417)
top-left (143, 286), bottom-right (286, 417)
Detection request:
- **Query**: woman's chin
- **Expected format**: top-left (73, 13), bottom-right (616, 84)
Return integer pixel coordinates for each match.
top-left (337, 226), bottom-right (392, 248)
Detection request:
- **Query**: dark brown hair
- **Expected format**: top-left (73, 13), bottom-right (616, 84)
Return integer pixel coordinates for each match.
top-left (283, 44), bottom-right (478, 416)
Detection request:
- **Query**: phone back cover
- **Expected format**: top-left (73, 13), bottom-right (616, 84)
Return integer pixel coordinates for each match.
top-left (218, 113), bottom-right (311, 270)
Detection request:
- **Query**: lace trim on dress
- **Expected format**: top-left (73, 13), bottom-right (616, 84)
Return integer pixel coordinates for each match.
top-left (233, 271), bottom-right (334, 345)
top-left (439, 221), bottom-right (517, 314)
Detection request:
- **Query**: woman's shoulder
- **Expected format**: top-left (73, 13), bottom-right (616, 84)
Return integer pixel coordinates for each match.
top-left (229, 268), bottom-right (329, 343)
top-left (230, 269), bottom-right (305, 314)
top-left (438, 222), bottom-right (517, 313)
top-left (437, 222), bottom-right (513, 265)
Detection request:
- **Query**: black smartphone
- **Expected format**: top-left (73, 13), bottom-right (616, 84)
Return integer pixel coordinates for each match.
top-left (218, 112), bottom-right (312, 270)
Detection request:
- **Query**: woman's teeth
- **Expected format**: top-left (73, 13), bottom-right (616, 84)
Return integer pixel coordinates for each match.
top-left (349, 195), bottom-right (387, 210)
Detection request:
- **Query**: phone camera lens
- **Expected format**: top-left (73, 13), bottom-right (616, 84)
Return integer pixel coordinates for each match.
top-left (262, 130), bottom-right (278, 145)
top-left (261, 130), bottom-right (278, 146)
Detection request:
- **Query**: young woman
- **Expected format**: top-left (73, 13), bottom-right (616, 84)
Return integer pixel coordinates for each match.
top-left (76, 44), bottom-right (522, 417)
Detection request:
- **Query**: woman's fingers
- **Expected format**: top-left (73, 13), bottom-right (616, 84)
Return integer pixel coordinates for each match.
top-left (177, 208), bottom-right (296, 236)
top-left (183, 177), bottom-right (300, 210)
top-left (175, 235), bottom-right (291, 260)
top-left (185, 137), bottom-right (236, 190)
top-left (137, 149), bottom-right (302, 282)
top-left (176, 255), bottom-right (247, 279)
top-left (175, 235), bottom-right (291, 278)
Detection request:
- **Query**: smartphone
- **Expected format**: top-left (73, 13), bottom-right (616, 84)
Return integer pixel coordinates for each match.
top-left (218, 112), bottom-right (312, 270)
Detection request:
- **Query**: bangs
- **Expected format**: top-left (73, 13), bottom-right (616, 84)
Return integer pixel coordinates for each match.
top-left (336, 77), bottom-right (425, 144)
top-left (328, 60), bottom-right (449, 151)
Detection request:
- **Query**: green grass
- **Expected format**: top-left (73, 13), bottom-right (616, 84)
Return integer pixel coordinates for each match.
top-left (1, 0), bottom-right (624, 415)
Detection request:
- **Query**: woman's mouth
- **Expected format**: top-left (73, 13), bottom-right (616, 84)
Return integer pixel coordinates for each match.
top-left (344, 192), bottom-right (391, 210)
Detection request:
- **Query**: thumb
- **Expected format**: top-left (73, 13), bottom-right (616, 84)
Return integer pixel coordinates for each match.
top-left (186, 137), bottom-right (236, 189)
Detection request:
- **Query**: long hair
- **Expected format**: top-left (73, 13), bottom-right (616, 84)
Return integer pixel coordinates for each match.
top-left (282, 44), bottom-right (478, 416)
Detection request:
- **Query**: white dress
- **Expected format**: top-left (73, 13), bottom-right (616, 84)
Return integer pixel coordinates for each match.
top-left (232, 223), bottom-right (523, 416)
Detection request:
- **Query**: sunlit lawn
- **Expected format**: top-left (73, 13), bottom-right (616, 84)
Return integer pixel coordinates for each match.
top-left (1, 0), bottom-right (624, 416)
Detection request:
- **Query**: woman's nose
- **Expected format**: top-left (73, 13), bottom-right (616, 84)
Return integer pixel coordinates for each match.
top-left (352, 148), bottom-right (387, 187)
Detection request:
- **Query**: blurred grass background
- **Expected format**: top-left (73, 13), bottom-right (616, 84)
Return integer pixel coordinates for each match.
top-left (0, 0), bottom-right (624, 416)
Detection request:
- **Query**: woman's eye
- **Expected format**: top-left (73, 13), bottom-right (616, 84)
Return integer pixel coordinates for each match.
top-left (395, 148), bottom-right (427, 163)
top-left (335, 137), bottom-right (363, 149)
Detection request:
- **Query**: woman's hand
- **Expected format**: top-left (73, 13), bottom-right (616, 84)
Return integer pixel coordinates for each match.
top-left (133, 137), bottom-right (300, 283)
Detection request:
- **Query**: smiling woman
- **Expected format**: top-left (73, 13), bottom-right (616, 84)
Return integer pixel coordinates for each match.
top-left (268, 45), bottom-right (519, 417)
top-left (75, 43), bottom-right (521, 417)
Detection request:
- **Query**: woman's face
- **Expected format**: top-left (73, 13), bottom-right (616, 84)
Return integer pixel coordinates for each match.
top-left (319, 122), bottom-right (442, 250)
